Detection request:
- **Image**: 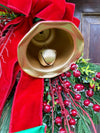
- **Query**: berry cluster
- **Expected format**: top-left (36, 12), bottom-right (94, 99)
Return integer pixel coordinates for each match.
top-left (43, 63), bottom-right (100, 133)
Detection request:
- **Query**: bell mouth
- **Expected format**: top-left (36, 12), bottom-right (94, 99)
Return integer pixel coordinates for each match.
top-left (17, 21), bottom-right (84, 78)
top-left (26, 28), bottom-right (74, 71)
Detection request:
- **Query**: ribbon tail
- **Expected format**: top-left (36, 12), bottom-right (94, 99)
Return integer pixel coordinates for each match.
top-left (0, 61), bottom-right (20, 117)
top-left (0, 15), bottom-right (31, 116)
top-left (9, 63), bottom-right (21, 91)
top-left (9, 71), bottom-right (44, 133)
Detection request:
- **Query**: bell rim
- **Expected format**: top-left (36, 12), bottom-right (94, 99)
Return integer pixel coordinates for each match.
top-left (17, 20), bottom-right (84, 78)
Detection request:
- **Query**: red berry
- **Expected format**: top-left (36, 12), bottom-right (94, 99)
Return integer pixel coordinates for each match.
top-left (86, 90), bottom-right (94, 97)
top-left (81, 84), bottom-right (84, 90)
top-left (89, 84), bottom-right (95, 89)
top-left (84, 99), bottom-right (90, 106)
top-left (55, 116), bottom-right (62, 125)
top-left (64, 81), bottom-right (71, 88)
top-left (69, 118), bottom-right (76, 125)
top-left (93, 104), bottom-right (100, 112)
top-left (61, 73), bottom-right (65, 77)
top-left (55, 99), bottom-right (59, 104)
top-left (71, 109), bottom-right (77, 117)
top-left (52, 80), bottom-right (56, 84)
top-left (73, 70), bottom-right (81, 77)
top-left (46, 92), bottom-right (52, 97)
top-left (52, 87), bottom-right (56, 93)
top-left (46, 92), bottom-right (49, 96)
top-left (96, 72), bottom-right (100, 79)
top-left (43, 104), bottom-right (51, 113)
top-left (74, 84), bottom-right (84, 91)
top-left (66, 71), bottom-right (71, 77)
top-left (59, 128), bottom-right (66, 133)
top-left (74, 84), bottom-right (82, 91)
top-left (43, 101), bottom-right (47, 107)
top-left (58, 85), bottom-right (63, 91)
top-left (61, 110), bottom-right (65, 117)
top-left (70, 63), bottom-right (78, 71)
top-left (64, 100), bottom-right (70, 107)
top-left (74, 94), bottom-right (81, 100)
top-left (92, 77), bottom-right (96, 81)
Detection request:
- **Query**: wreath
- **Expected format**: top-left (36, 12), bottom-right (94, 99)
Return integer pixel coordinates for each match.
top-left (0, 2), bottom-right (100, 133)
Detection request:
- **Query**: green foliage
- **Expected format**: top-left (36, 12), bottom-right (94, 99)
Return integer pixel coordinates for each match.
top-left (0, 4), bottom-right (21, 24)
top-left (43, 57), bottom-right (100, 133)
top-left (77, 57), bottom-right (100, 90)
top-left (0, 11), bottom-right (18, 20)
top-left (0, 97), bottom-right (13, 133)
top-left (33, 18), bottom-right (42, 23)
top-left (0, 4), bottom-right (10, 10)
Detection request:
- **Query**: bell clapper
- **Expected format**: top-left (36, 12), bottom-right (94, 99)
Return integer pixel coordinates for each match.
top-left (38, 49), bottom-right (56, 66)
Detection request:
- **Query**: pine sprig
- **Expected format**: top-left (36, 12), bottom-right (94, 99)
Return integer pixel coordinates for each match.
top-left (0, 4), bottom-right (20, 31)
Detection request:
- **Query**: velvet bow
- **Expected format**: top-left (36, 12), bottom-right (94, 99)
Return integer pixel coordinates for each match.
top-left (0, 0), bottom-right (80, 132)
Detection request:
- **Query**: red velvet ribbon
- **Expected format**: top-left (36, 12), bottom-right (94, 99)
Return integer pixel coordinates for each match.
top-left (0, 0), bottom-right (80, 132)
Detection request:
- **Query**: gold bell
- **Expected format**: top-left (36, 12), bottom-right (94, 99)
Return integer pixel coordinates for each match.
top-left (17, 21), bottom-right (84, 78)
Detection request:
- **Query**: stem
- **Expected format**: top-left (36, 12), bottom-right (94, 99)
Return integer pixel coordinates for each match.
top-left (49, 79), bottom-right (54, 133)
top-left (58, 76), bottom-right (97, 133)
top-left (55, 79), bottom-right (72, 133)
top-left (91, 97), bottom-right (100, 106)
top-left (64, 118), bottom-right (68, 133)
top-left (0, 26), bottom-right (14, 56)
top-left (68, 92), bottom-right (97, 133)
top-left (57, 91), bottom-right (71, 133)
top-left (78, 105), bottom-right (97, 133)
top-left (64, 91), bottom-right (80, 117)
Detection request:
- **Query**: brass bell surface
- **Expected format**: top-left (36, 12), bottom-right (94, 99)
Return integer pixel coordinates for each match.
top-left (17, 21), bottom-right (84, 78)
